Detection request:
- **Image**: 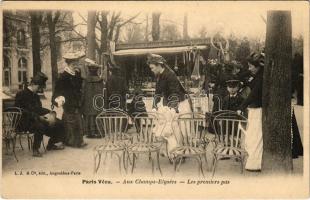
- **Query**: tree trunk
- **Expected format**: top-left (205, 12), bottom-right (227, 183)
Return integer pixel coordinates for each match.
top-left (47, 12), bottom-right (59, 96)
top-left (262, 11), bottom-right (293, 174)
top-left (145, 14), bottom-right (149, 42)
top-left (152, 13), bottom-right (161, 41)
top-left (87, 11), bottom-right (97, 60)
top-left (183, 13), bottom-right (189, 39)
top-left (30, 12), bottom-right (42, 75)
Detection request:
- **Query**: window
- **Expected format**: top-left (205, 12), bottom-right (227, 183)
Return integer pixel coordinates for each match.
top-left (3, 56), bottom-right (11, 87)
top-left (18, 57), bottom-right (27, 88)
top-left (17, 29), bottom-right (26, 47)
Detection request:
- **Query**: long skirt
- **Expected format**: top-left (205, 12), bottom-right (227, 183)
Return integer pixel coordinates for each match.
top-left (83, 115), bottom-right (100, 136)
top-left (292, 109), bottom-right (303, 158)
top-left (244, 108), bottom-right (263, 170)
top-left (63, 112), bottom-right (84, 147)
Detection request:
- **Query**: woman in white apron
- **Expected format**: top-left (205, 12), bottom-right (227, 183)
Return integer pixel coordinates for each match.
top-left (147, 54), bottom-right (192, 157)
top-left (237, 52), bottom-right (264, 171)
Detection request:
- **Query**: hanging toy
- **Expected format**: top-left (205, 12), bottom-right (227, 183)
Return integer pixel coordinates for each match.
top-left (174, 55), bottom-right (179, 71)
top-left (191, 49), bottom-right (201, 81)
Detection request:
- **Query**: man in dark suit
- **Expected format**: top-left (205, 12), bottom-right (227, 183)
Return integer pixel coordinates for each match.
top-left (15, 72), bottom-right (65, 157)
top-left (222, 79), bottom-right (244, 111)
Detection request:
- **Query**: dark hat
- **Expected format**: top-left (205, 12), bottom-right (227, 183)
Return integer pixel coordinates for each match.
top-left (31, 72), bottom-right (48, 87)
top-left (226, 79), bottom-right (240, 88)
top-left (225, 75), bottom-right (240, 88)
top-left (146, 53), bottom-right (166, 65)
top-left (247, 52), bottom-right (265, 68)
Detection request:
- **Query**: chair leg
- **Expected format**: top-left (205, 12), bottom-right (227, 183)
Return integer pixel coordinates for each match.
top-left (12, 138), bottom-right (18, 162)
top-left (115, 152), bottom-right (122, 175)
top-left (19, 134), bottom-right (24, 150)
top-left (203, 153), bottom-right (209, 171)
top-left (199, 156), bottom-right (205, 178)
top-left (240, 156), bottom-right (244, 174)
top-left (131, 153), bottom-right (136, 174)
top-left (95, 152), bottom-right (102, 173)
top-left (156, 151), bottom-right (163, 176)
top-left (212, 156), bottom-right (218, 178)
top-left (173, 157), bottom-right (177, 177)
top-left (151, 154), bottom-right (155, 175)
top-left (123, 151), bottom-right (127, 173)
top-left (94, 151), bottom-right (98, 174)
top-left (176, 157), bottom-right (183, 172)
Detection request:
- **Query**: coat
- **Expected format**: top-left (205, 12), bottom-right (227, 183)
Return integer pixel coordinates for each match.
top-left (81, 76), bottom-right (104, 115)
top-left (106, 72), bottom-right (128, 110)
top-left (222, 94), bottom-right (244, 111)
top-left (238, 69), bottom-right (263, 110)
top-left (15, 87), bottom-right (50, 131)
top-left (52, 71), bottom-right (83, 113)
top-left (154, 68), bottom-right (186, 110)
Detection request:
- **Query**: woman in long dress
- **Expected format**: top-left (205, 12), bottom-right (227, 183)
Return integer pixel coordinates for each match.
top-left (237, 52), bottom-right (264, 171)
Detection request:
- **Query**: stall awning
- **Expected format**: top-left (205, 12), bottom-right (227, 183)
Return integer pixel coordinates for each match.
top-left (113, 45), bottom-right (207, 56)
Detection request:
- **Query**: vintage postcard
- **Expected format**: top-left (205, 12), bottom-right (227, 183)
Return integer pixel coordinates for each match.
top-left (1, 1), bottom-right (309, 198)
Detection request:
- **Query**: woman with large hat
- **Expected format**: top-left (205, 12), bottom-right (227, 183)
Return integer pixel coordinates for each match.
top-left (52, 51), bottom-right (87, 148)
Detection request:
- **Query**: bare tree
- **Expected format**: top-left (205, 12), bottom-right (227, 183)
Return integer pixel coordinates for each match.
top-left (87, 11), bottom-right (97, 60)
top-left (152, 12), bottom-right (161, 41)
top-left (183, 13), bottom-right (189, 39)
top-left (30, 11), bottom-right (43, 75)
top-left (262, 10), bottom-right (293, 174)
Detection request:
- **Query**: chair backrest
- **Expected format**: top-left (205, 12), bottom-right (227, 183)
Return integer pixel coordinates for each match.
top-left (213, 94), bottom-right (222, 111)
top-left (3, 107), bottom-right (22, 139)
top-left (172, 112), bottom-right (206, 147)
top-left (213, 112), bottom-right (247, 148)
top-left (96, 109), bottom-right (129, 142)
top-left (134, 112), bottom-right (164, 144)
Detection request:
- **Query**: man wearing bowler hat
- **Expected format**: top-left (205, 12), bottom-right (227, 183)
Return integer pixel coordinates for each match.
top-left (52, 51), bottom-right (87, 148)
top-left (15, 72), bottom-right (65, 157)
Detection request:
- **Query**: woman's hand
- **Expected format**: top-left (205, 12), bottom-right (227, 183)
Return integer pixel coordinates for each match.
top-left (237, 110), bottom-right (242, 115)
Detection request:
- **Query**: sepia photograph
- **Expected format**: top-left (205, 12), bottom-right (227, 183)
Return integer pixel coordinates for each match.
top-left (1, 1), bottom-right (309, 198)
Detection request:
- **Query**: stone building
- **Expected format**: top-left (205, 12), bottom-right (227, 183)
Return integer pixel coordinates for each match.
top-left (2, 10), bottom-right (83, 94)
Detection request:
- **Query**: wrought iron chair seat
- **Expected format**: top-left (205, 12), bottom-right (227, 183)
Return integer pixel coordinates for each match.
top-left (213, 146), bottom-right (247, 158)
top-left (127, 142), bottom-right (162, 153)
top-left (170, 145), bottom-right (206, 157)
top-left (95, 141), bottom-right (128, 152)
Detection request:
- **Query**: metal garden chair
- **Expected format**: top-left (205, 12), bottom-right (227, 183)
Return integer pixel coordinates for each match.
top-left (3, 107), bottom-right (22, 161)
top-left (127, 112), bottom-right (164, 176)
top-left (212, 112), bottom-right (248, 177)
top-left (170, 112), bottom-right (208, 177)
top-left (93, 109), bottom-right (132, 174)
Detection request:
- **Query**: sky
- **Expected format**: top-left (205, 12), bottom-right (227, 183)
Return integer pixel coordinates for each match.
top-left (72, 1), bottom-right (305, 41)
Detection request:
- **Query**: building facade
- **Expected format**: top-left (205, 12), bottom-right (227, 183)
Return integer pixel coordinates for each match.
top-left (3, 11), bottom-right (83, 94)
